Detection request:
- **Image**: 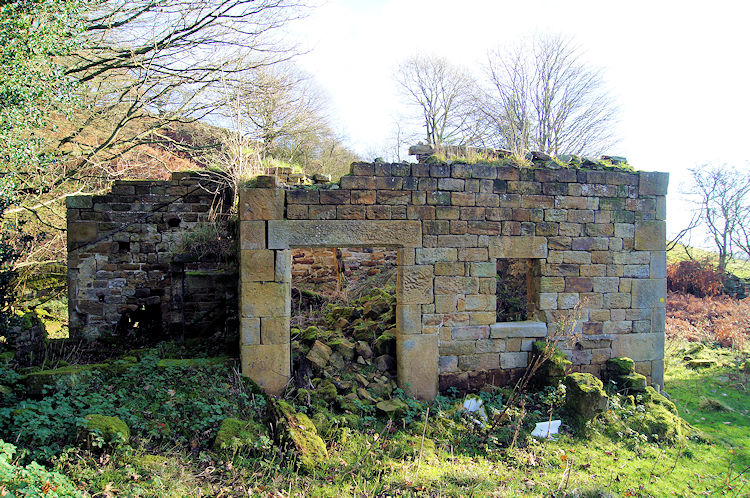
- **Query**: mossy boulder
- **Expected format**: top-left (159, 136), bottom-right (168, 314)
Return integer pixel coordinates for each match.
top-left (687, 359), bottom-right (714, 369)
top-left (617, 372), bottom-right (647, 393)
top-left (155, 357), bottom-right (229, 369)
top-left (213, 417), bottom-right (268, 453)
top-left (606, 357), bottom-right (635, 377)
top-left (529, 341), bottom-right (571, 388)
top-left (564, 373), bottom-right (608, 431)
top-left (84, 414), bottom-right (130, 445)
top-left (316, 379), bottom-right (338, 404)
top-left (273, 400), bottom-right (328, 473)
top-left (629, 403), bottom-right (683, 443)
top-left (640, 386), bottom-right (678, 415)
top-left (23, 364), bottom-right (106, 396)
top-left (376, 398), bottom-right (408, 417)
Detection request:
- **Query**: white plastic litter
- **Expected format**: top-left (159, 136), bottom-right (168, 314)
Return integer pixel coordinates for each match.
top-left (463, 396), bottom-right (483, 413)
top-left (531, 420), bottom-right (561, 439)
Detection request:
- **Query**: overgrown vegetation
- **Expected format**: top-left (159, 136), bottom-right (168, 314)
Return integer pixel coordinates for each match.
top-left (1, 281), bottom-right (748, 495)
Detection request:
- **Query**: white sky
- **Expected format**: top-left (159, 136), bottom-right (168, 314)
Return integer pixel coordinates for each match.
top-left (288, 0), bottom-right (750, 240)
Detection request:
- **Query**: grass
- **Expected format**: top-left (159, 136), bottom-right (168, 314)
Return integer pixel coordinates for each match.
top-left (0, 338), bottom-right (746, 496)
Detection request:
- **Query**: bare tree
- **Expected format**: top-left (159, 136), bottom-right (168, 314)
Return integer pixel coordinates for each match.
top-left (395, 54), bottom-right (481, 148)
top-left (233, 64), bottom-right (329, 160)
top-left (686, 163), bottom-right (750, 272)
top-left (483, 34), bottom-right (618, 157)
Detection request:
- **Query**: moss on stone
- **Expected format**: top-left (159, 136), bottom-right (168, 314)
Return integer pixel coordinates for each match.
top-left (316, 379), bottom-right (338, 404)
top-left (564, 373), bottom-right (608, 431)
top-left (606, 357), bottom-right (635, 376)
top-left (0, 351), bottom-right (14, 363)
top-left (84, 414), bottom-right (130, 445)
top-left (376, 398), bottom-right (408, 417)
top-left (640, 386), bottom-right (678, 415)
top-left (213, 417), bottom-right (267, 452)
top-left (23, 364), bottom-right (106, 395)
top-left (530, 341), bottom-right (571, 388)
top-left (156, 357), bottom-right (228, 369)
top-left (618, 372), bottom-right (647, 393)
top-left (273, 400), bottom-right (328, 473)
top-left (686, 359), bottom-right (714, 369)
top-left (629, 403), bottom-right (683, 443)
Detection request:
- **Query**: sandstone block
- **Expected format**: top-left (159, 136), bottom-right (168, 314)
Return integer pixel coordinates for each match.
top-left (66, 195), bottom-right (94, 209)
top-left (432, 261), bottom-right (464, 276)
top-left (239, 188), bottom-right (284, 220)
top-left (540, 277), bottom-right (565, 292)
top-left (488, 236), bottom-right (547, 259)
top-left (639, 171), bottom-right (669, 196)
top-left (439, 355), bottom-right (459, 373)
top-left (440, 341), bottom-right (476, 356)
top-left (650, 251), bottom-right (667, 279)
top-left (459, 353), bottom-right (500, 371)
top-left (434, 294), bottom-right (458, 313)
top-left (490, 321), bottom-right (547, 339)
top-left (397, 265), bottom-right (434, 305)
top-left (435, 276), bottom-right (478, 295)
top-left (396, 304), bottom-right (422, 335)
top-left (398, 333), bottom-right (438, 400)
top-left (67, 222), bottom-right (98, 248)
top-left (261, 316), bottom-right (290, 345)
top-left (241, 343), bottom-right (291, 396)
top-left (634, 221), bottom-right (666, 251)
top-left (500, 351), bottom-right (528, 369)
top-left (451, 325), bottom-right (489, 340)
top-left (469, 312), bottom-right (496, 325)
top-left (415, 247), bottom-right (457, 264)
top-left (240, 250), bottom-right (274, 282)
top-left (611, 333), bottom-right (664, 362)
top-left (241, 282), bottom-right (290, 318)
top-left (240, 318), bottom-right (260, 345)
top-left (268, 220), bottom-right (422, 248)
top-left (240, 221), bottom-right (266, 250)
top-left (465, 294), bottom-right (495, 311)
top-left (274, 250), bottom-right (291, 282)
top-left (631, 278), bottom-right (666, 309)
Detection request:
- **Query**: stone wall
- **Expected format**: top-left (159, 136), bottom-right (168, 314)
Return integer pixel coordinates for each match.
top-left (66, 172), bottom-right (237, 342)
top-left (239, 161), bottom-right (668, 399)
top-left (291, 247), bottom-right (396, 291)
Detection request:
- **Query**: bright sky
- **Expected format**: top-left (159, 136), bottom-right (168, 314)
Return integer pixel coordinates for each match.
top-left (289, 0), bottom-right (750, 240)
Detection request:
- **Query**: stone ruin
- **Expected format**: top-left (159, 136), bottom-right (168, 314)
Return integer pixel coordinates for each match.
top-left (67, 157), bottom-right (669, 400)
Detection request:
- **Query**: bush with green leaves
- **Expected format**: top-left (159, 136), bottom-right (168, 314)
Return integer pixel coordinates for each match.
top-left (0, 353), bottom-right (266, 462)
top-left (0, 439), bottom-right (81, 497)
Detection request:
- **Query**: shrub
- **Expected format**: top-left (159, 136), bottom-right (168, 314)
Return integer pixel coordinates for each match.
top-left (667, 260), bottom-right (724, 297)
top-left (0, 439), bottom-right (81, 497)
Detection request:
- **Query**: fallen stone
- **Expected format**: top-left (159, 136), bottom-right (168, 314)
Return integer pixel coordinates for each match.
top-left (687, 359), bottom-right (714, 369)
top-left (83, 414), bottom-right (130, 445)
top-left (606, 357), bottom-right (635, 376)
top-left (214, 417), bottom-right (268, 452)
top-left (273, 400), bottom-right (328, 473)
top-left (564, 373), bottom-right (608, 431)
top-left (355, 341), bottom-right (373, 359)
top-left (306, 340), bottom-right (332, 370)
top-left (375, 354), bottom-right (395, 372)
top-left (376, 398), bottom-right (408, 416)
